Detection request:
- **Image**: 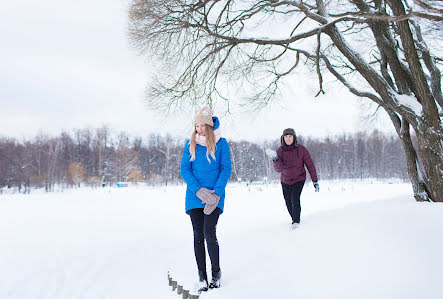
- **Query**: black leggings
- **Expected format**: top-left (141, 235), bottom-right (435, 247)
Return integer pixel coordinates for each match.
top-left (281, 181), bottom-right (305, 223)
top-left (188, 208), bottom-right (221, 273)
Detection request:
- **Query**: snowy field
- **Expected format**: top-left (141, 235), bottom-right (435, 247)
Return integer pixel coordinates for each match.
top-left (1, 180), bottom-right (442, 299)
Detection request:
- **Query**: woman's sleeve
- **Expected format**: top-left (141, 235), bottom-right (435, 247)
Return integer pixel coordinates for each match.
top-left (273, 147), bottom-right (283, 173)
top-left (214, 139), bottom-right (232, 197)
top-left (180, 140), bottom-right (202, 193)
top-left (302, 146), bottom-right (318, 182)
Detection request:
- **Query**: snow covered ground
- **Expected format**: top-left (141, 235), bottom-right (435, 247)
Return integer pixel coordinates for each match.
top-left (1, 180), bottom-right (442, 299)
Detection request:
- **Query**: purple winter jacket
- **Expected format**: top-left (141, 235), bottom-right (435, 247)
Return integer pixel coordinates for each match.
top-left (273, 143), bottom-right (318, 185)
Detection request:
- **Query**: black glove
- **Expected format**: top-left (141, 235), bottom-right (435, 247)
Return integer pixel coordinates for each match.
top-left (313, 181), bottom-right (319, 192)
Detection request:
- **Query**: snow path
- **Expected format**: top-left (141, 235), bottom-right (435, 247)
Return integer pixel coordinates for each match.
top-left (1, 181), bottom-right (442, 299)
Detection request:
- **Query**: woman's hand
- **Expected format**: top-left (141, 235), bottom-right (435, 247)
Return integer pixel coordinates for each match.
top-left (196, 187), bottom-right (217, 204)
top-left (204, 194), bottom-right (220, 215)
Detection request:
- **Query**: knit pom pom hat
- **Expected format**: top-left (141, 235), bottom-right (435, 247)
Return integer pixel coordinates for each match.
top-left (194, 107), bottom-right (214, 127)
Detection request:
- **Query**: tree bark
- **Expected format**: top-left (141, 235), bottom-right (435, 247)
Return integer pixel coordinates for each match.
top-left (399, 119), bottom-right (429, 201)
top-left (387, 0), bottom-right (443, 202)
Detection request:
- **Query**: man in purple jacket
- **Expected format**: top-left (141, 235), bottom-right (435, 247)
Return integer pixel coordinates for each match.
top-left (270, 128), bottom-right (319, 226)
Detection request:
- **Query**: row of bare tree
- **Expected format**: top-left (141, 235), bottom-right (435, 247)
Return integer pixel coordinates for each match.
top-left (0, 127), bottom-right (407, 194)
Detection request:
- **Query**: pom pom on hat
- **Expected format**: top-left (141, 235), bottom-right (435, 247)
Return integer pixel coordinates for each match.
top-left (194, 107), bottom-right (214, 127)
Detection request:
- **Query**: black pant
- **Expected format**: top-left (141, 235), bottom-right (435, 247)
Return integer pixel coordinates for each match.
top-left (188, 208), bottom-right (221, 273)
top-left (281, 181), bottom-right (305, 223)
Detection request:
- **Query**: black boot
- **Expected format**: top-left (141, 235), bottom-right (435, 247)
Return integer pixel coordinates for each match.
top-left (209, 270), bottom-right (221, 289)
top-left (197, 270), bottom-right (208, 293)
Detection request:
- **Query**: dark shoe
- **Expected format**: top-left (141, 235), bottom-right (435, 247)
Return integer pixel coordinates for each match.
top-left (209, 270), bottom-right (221, 289)
top-left (197, 270), bottom-right (208, 293)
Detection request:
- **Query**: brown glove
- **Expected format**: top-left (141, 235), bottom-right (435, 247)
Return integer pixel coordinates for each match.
top-left (204, 194), bottom-right (220, 215)
top-left (196, 188), bottom-right (217, 205)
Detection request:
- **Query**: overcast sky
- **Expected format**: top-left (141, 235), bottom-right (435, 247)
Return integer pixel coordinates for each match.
top-left (0, 0), bottom-right (395, 142)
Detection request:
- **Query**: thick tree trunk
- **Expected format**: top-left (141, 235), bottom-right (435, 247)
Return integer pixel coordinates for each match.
top-left (414, 123), bottom-right (443, 202)
top-left (398, 120), bottom-right (430, 202)
top-left (385, 112), bottom-right (430, 201)
top-left (387, 0), bottom-right (443, 202)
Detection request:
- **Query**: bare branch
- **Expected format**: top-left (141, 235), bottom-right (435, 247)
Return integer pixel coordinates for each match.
top-left (329, 10), bottom-right (443, 22)
top-left (409, 19), bottom-right (443, 110)
top-left (315, 30), bottom-right (325, 97)
top-left (413, 0), bottom-right (443, 15)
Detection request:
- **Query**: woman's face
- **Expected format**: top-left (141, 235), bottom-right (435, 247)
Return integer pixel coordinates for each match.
top-left (284, 134), bottom-right (294, 145)
top-left (195, 123), bottom-right (206, 136)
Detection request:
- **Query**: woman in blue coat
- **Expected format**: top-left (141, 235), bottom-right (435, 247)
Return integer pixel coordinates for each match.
top-left (180, 107), bottom-right (231, 293)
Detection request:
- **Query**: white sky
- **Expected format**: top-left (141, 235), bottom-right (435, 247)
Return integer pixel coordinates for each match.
top-left (0, 0), bottom-right (395, 142)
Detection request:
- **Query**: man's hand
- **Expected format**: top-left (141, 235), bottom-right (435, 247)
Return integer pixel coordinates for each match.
top-left (265, 148), bottom-right (278, 161)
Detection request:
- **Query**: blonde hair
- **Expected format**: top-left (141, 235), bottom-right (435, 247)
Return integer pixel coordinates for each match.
top-left (190, 125), bottom-right (216, 162)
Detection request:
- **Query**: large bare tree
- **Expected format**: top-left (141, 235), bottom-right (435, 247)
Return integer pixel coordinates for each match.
top-left (128, 0), bottom-right (443, 201)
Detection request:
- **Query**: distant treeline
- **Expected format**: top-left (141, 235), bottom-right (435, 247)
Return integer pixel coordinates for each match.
top-left (0, 127), bottom-right (407, 193)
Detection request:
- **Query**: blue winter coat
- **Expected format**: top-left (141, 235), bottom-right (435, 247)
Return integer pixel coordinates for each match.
top-left (180, 117), bottom-right (232, 214)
